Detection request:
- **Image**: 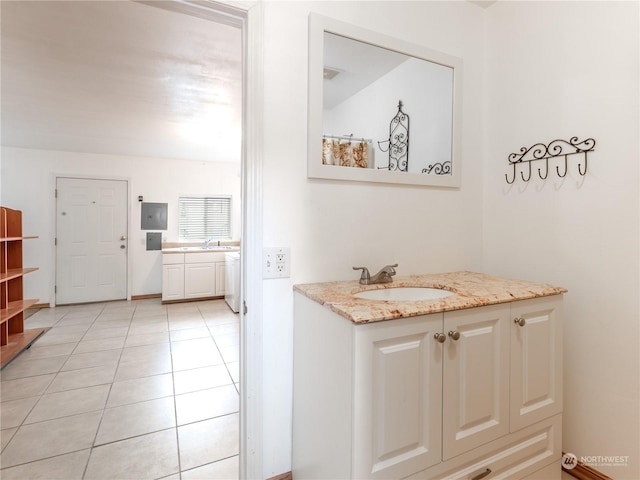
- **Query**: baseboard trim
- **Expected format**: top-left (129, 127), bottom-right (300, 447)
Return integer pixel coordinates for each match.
top-left (161, 295), bottom-right (224, 304)
top-left (266, 473), bottom-right (292, 480)
top-left (131, 293), bottom-right (162, 301)
top-left (562, 452), bottom-right (614, 480)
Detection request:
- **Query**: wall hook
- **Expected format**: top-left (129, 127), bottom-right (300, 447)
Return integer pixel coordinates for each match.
top-left (577, 155), bottom-right (588, 176)
top-left (505, 163), bottom-right (516, 184)
top-left (556, 155), bottom-right (568, 178)
top-left (520, 161), bottom-right (532, 182)
top-left (504, 136), bottom-right (596, 184)
top-left (537, 158), bottom-right (549, 180)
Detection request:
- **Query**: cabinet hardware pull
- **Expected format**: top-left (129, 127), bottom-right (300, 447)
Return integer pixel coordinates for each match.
top-left (434, 332), bottom-right (446, 343)
top-left (514, 317), bottom-right (526, 326)
top-left (448, 330), bottom-right (460, 341)
top-left (470, 467), bottom-right (492, 480)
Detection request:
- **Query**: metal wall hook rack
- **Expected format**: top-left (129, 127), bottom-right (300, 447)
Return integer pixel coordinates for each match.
top-left (505, 136), bottom-right (596, 184)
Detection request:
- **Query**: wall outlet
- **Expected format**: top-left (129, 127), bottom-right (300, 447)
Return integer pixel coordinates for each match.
top-left (263, 247), bottom-right (290, 279)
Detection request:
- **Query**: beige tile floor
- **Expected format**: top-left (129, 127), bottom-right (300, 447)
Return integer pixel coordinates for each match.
top-left (0, 298), bottom-right (240, 479)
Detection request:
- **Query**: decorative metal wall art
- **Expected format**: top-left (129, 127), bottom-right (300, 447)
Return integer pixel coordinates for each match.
top-left (378, 100), bottom-right (409, 172)
top-left (505, 136), bottom-right (596, 184)
top-left (423, 161), bottom-right (452, 175)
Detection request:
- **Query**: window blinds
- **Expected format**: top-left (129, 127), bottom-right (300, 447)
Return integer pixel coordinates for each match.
top-left (178, 196), bottom-right (231, 240)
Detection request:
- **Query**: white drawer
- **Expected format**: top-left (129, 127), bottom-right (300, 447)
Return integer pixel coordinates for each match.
top-left (185, 252), bottom-right (225, 263)
top-left (405, 415), bottom-right (561, 480)
top-left (162, 253), bottom-right (184, 265)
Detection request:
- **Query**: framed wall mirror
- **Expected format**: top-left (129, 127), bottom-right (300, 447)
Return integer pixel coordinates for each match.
top-left (308, 13), bottom-right (463, 187)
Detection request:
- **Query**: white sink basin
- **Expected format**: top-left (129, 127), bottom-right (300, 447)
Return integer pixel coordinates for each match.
top-left (353, 287), bottom-right (454, 301)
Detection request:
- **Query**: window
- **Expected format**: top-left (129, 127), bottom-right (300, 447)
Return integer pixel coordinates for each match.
top-left (179, 195), bottom-right (231, 240)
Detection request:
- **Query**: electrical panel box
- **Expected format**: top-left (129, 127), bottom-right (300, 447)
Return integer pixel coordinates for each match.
top-left (146, 232), bottom-right (162, 251)
top-left (141, 202), bottom-right (167, 230)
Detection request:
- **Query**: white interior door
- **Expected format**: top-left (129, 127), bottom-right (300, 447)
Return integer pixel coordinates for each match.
top-left (56, 177), bottom-right (128, 304)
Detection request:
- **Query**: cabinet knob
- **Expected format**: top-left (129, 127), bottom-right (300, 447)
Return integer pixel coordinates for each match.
top-left (514, 317), bottom-right (526, 327)
top-left (434, 332), bottom-right (446, 343)
top-left (448, 330), bottom-right (460, 341)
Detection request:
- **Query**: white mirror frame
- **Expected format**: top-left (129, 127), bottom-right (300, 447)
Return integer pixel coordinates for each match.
top-left (308, 13), bottom-right (463, 188)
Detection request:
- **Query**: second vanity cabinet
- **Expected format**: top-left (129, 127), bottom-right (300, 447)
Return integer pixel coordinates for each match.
top-left (162, 252), bottom-right (227, 302)
top-left (293, 288), bottom-right (563, 480)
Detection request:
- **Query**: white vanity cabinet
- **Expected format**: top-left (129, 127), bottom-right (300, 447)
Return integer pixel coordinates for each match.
top-left (162, 252), bottom-right (227, 302)
top-left (215, 262), bottom-right (226, 296)
top-left (352, 312), bottom-right (444, 479)
top-left (293, 292), bottom-right (563, 480)
top-left (184, 262), bottom-right (216, 299)
top-left (161, 254), bottom-right (185, 302)
top-left (510, 296), bottom-right (563, 431)
top-left (442, 304), bottom-right (511, 460)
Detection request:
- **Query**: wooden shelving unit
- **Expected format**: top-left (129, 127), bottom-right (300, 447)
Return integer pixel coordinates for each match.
top-left (1, 206), bottom-right (44, 368)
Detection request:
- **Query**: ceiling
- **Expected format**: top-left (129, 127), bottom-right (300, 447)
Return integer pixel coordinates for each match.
top-left (323, 32), bottom-right (409, 109)
top-left (1, 1), bottom-right (242, 163)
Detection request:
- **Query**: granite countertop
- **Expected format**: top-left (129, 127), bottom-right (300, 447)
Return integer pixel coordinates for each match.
top-left (293, 271), bottom-right (567, 324)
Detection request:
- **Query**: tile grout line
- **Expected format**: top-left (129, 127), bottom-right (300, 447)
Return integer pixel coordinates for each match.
top-left (82, 302), bottom-right (135, 480)
top-left (167, 304), bottom-right (183, 479)
top-left (1, 299), bottom-right (239, 478)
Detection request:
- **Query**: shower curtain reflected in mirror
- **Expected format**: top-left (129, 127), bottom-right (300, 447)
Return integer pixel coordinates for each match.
top-left (322, 137), bottom-right (371, 168)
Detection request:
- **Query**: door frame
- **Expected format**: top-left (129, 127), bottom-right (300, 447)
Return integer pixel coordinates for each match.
top-left (156, 3), bottom-right (265, 476)
top-left (51, 173), bottom-right (132, 307)
top-left (177, 2), bottom-right (265, 477)
top-left (48, 1), bottom-right (266, 476)
top-left (240, 3), bottom-right (265, 479)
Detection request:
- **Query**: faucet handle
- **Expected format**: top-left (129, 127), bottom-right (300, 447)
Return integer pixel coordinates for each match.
top-left (383, 264), bottom-right (398, 274)
top-left (352, 266), bottom-right (370, 282)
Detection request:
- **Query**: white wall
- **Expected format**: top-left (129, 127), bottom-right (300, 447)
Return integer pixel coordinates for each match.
top-left (260, 1), bottom-right (485, 476)
top-left (483, 2), bottom-right (639, 479)
top-left (0, 146), bottom-right (241, 303)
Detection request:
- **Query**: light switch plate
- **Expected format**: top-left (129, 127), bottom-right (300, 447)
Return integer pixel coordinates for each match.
top-left (263, 247), bottom-right (290, 279)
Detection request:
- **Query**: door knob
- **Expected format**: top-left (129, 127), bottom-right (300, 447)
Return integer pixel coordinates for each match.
top-left (120, 236), bottom-right (126, 241)
top-left (434, 333), bottom-right (446, 343)
top-left (448, 330), bottom-right (460, 341)
top-left (514, 317), bottom-right (526, 327)
top-left (120, 245), bottom-right (126, 249)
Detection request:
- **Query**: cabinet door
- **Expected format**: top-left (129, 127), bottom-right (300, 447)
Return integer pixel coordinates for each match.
top-left (442, 304), bottom-right (510, 460)
top-left (215, 262), bottom-right (226, 296)
top-left (162, 264), bottom-right (184, 301)
top-left (184, 263), bottom-right (216, 299)
top-left (353, 314), bottom-right (443, 479)
top-left (510, 296), bottom-right (563, 431)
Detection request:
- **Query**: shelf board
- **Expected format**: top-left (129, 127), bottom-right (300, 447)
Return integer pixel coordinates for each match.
top-left (0, 267), bottom-right (39, 283)
top-left (0, 236), bottom-right (38, 242)
top-left (0, 299), bottom-right (39, 324)
top-left (1, 328), bottom-right (48, 369)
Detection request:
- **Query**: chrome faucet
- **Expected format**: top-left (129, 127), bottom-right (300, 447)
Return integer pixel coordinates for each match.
top-left (203, 238), bottom-right (221, 249)
top-left (352, 264), bottom-right (398, 285)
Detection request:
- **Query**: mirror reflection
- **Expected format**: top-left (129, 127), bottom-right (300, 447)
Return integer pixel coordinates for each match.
top-left (322, 32), bottom-right (454, 175)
